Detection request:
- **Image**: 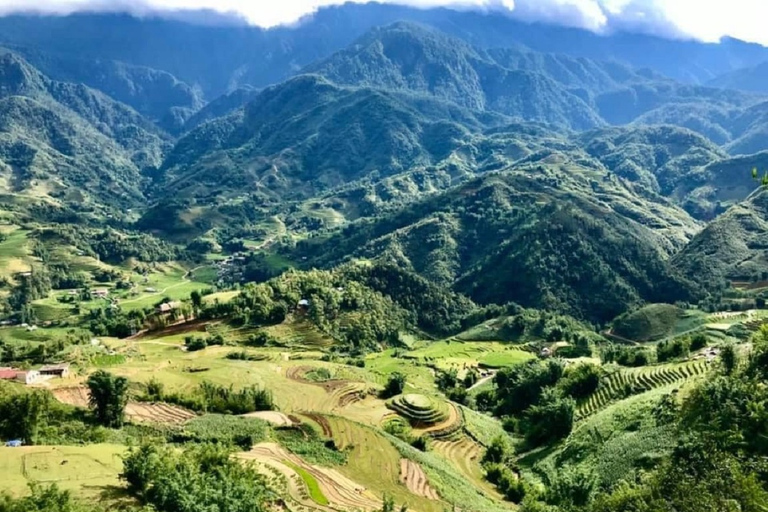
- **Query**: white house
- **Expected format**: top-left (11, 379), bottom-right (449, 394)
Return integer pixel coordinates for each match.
top-left (15, 371), bottom-right (40, 385)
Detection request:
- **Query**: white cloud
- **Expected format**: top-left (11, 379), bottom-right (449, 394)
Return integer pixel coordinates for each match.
top-left (0, 0), bottom-right (766, 45)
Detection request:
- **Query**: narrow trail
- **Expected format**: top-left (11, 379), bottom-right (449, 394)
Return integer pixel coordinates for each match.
top-left (468, 373), bottom-right (496, 391)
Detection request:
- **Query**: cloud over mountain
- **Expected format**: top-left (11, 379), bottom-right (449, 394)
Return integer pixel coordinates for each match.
top-left (0, 0), bottom-right (766, 45)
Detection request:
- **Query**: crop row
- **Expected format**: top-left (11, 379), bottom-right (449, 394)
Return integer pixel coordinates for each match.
top-left (576, 360), bottom-right (708, 420)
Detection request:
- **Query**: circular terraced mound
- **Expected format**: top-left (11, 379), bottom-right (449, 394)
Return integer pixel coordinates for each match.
top-left (387, 394), bottom-right (448, 426)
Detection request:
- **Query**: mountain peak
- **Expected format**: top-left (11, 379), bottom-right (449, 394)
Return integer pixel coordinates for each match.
top-left (0, 50), bottom-right (46, 97)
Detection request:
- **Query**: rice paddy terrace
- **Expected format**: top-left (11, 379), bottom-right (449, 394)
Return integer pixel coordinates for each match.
top-left (576, 360), bottom-right (709, 420)
top-left (4, 308), bottom-right (727, 512)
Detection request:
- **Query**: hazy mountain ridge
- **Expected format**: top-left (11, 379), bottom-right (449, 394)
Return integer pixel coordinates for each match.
top-left (1, 3), bottom-right (767, 96)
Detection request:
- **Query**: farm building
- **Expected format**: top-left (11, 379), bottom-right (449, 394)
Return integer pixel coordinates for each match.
top-left (156, 301), bottom-right (182, 314)
top-left (0, 368), bottom-right (17, 380)
top-left (93, 289), bottom-right (109, 298)
top-left (39, 364), bottom-right (70, 378)
top-left (16, 371), bottom-right (40, 385)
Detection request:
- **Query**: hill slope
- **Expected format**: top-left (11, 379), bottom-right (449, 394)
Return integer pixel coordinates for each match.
top-left (0, 51), bottom-right (165, 211)
top-left (287, 161), bottom-right (701, 323)
top-left (673, 188), bottom-right (768, 285)
top-left (305, 22), bottom-right (603, 130)
top-left (156, 74), bottom-right (509, 204)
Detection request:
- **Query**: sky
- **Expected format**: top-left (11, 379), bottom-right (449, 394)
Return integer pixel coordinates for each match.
top-left (0, 0), bottom-right (766, 46)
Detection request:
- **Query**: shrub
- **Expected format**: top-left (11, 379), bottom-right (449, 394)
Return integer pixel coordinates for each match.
top-left (410, 435), bottom-right (430, 452)
top-left (381, 372), bottom-right (406, 398)
top-left (559, 363), bottom-right (601, 399)
top-left (520, 388), bottom-right (575, 447)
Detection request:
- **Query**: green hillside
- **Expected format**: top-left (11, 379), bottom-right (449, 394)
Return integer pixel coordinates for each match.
top-left (673, 188), bottom-right (768, 285)
top-left (287, 166), bottom-right (700, 323)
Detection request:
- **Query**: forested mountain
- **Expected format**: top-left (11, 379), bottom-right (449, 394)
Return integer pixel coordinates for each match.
top-left (285, 160), bottom-right (700, 323)
top-left (8, 45), bottom-right (204, 131)
top-left (0, 3), bottom-right (767, 98)
top-left (0, 51), bottom-right (166, 211)
top-left (304, 23), bottom-right (603, 130)
top-left (673, 188), bottom-right (768, 284)
top-left (4, 6), bottom-right (768, 512)
top-left (708, 61), bottom-right (768, 93)
top-left (156, 74), bottom-right (509, 203)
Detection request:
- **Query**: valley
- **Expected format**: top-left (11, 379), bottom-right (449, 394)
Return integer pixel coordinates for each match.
top-left (0, 4), bottom-right (768, 512)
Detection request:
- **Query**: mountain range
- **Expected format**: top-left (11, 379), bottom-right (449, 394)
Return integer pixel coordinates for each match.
top-left (1, 4), bottom-right (768, 324)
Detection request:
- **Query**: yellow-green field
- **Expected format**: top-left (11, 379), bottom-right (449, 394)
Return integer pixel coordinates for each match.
top-left (0, 445), bottom-right (125, 497)
top-left (0, 226), bottom-right (32, 280)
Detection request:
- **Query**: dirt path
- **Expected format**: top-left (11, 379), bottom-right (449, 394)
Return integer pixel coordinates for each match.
top-left (240, 411), bottom-right (295, 427)
top-left (468, 373), bottom-right (496, 391)
top-left (399, 459), bottom-right (439, 500)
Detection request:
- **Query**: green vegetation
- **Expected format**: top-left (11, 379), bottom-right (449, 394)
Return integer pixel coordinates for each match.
top-left (283, 460), bottom-right (329, 505)
top-left (181, 415), bottom-right (269, 448)
top-left (121, 443), bottom-right (271, 512)
top-left (611, 304), bottom-right (683, 342)
top-left (4, 9), bottom-right (768, 512)
top-left (273, 424), bottom-right (348, 466)
top-left (86, 370), bottom-right (129, 428)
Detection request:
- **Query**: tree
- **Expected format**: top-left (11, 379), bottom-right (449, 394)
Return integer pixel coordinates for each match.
top-left (559, 363), bottom-right (601, 399)
top-left (720, 343), bottom-right (737, 375)
top-left (190, 290), bottom-right (203, 316)
top-left (381, 372), bottom-right (406, 398)
top-left (86, 371), bottom-right (129, 427)
top-left (520, 388), bottom-right (575, 447)
top-left (0, 483), bottom-right (85, 512)
top-left (0, 390), bottom-right (51, 444)
top-left (483, 435), bottom-right (513, 465)
top-left (121, 443), bottom-right (165, 497)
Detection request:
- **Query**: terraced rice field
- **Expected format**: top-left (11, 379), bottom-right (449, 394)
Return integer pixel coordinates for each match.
top-left (576, 360), bottom-right (709, 420)
top-left (124, 402), bottom-right (197, 425)
top-left (388, 394), bottom-right (449, 427)
top-left (325, 415), bottom-right (446, 512)
top-left (418, 402), bottom-right (464, 440)
top-left (241, 411), bottom-right (296, 427)
top-left (263, 320), bottom-right (334, 348)
top-left (432, 438), bottom-right (500, 498)
top-left (240, 442), bottom-right (381, 512)
top-left (52, 386), bottom-right (195, 425)
top-left (400, 459), bottom-right (439, 500)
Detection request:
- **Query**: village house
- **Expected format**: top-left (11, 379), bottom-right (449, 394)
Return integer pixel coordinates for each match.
top-left (93, 289), bottom-right (109, 299)
top-left (156, 301), bottom-right (182, 314)
top-left (16, 370), bottom-right (40, 385)
top-left (0, 368), bottom-right (17, 380)
top-left (39, 363), bottom-right (70, 378)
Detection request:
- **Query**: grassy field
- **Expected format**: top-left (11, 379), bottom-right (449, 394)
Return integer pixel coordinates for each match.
top-left (0, 226), bottom-right (32, 280)
top-left (403, 340), bottom-right (534, 372)
top-left (28, 263), bottom-right (213, 322)
top-left (0, 444), bottom-right (125, 497)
